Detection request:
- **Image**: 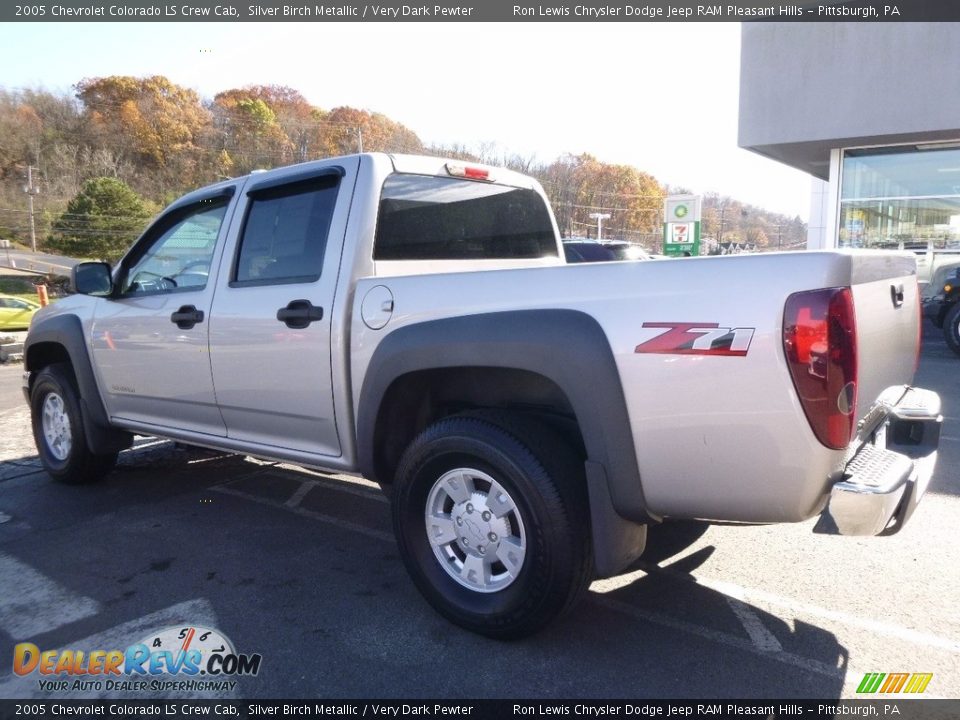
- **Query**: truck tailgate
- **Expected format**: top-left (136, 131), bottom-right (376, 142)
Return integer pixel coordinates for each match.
top-left (848, 252), bottom-right (920, 425)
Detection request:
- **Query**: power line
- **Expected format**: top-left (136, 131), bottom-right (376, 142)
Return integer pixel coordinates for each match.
top-left (541, 179), bottom-right (666, 201)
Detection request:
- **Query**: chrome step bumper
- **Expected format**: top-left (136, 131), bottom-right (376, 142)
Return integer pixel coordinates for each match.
top-left (815, 387), bottom-right (941, 536)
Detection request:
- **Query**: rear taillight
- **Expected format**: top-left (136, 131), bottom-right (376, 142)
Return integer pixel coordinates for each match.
top-left (783, 287), bottom-right (858, 449)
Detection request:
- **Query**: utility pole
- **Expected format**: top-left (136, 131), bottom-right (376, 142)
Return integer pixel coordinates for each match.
top-left (356, 126), bottom-right (363, 153)
top-left (717, 203), bottom-right (726, 247)
top-left (589, 212), bottom-right (611, 241)
top-left (24, 166), bottom-right (40, 253)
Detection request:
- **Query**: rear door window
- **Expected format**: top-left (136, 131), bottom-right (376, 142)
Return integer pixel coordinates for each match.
top-left (233, 175), bottom-right (340, 286)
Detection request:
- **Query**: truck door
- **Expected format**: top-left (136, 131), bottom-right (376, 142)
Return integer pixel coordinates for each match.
top-left (90, 187), bottom-right (238, 436)
top-left (207, 158), bottom-right (358, 457)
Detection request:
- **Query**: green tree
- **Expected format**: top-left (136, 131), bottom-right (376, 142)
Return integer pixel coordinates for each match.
top-left (48, 177), bottom-right (153, 262)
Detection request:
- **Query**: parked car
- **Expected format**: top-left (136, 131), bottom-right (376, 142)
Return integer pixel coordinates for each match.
top-left (923, 260), bottom-right (960, 356)
top-left (911, 246), bottom-right (960, 291)
top-left (601, 240), bottom-right (651, 261)
top-left (562, 239), bottom-right (617, 263)
top-left (0, 294), bottom-right (40, 330)
top-left (563, 238), bottom-right (650, 263)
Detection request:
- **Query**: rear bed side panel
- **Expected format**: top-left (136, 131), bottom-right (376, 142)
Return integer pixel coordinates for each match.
top-left (614, 257), bottom-right (845, 522)
top-left (352, 251), bottom-right (912, 525)
top-left (625, 252), bottom-right (919, 522)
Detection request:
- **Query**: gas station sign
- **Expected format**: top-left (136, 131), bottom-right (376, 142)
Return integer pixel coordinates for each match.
top-left (664, 195), bottom-right (702, 257)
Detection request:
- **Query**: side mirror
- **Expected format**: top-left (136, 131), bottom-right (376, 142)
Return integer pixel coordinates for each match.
top-left (71, 262), bottom-right (113, 296)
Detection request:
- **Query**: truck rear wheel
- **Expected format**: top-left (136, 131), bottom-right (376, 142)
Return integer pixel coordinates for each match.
top-left (392, 413), bottom-right (592, 639)
top-left (944, 302), bottom-right (960, 357)
top-left (30, 363), bottom-right (117, 484)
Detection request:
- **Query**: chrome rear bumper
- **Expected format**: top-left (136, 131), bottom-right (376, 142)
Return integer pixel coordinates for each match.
top-left (815, 387), bottom-right (941, 536)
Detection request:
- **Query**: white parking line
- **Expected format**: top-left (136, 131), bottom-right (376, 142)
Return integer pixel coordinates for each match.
top-left (593, 595), bottom-right (850, 681)
top-left (726, 597), bottom-right (783, 652)
top-left (594, 562), bottom-right (960, 656)
top-left (0, 598), bottom-right (226, 700)
top-left (0, 552), bottom-right (100, 638)
top-left (231, 468), bottom-right (389, 506)
top-left (272, 468), bottom-right (389, 504)
top-left (213, 484), bottom-right (393, 542)
top-left (284, 481), bottom-right (314, 509)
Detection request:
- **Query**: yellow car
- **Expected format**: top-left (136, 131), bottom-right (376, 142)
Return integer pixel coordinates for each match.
top-left (0, 294), bottom-right (41, 330)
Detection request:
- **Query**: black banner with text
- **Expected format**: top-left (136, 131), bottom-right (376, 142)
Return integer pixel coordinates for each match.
top-left (3, 1), bottom-right (957, 23)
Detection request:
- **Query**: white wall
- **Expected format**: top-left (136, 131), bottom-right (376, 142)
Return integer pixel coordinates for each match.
top-left (807, 178), bottom-right (830, 250)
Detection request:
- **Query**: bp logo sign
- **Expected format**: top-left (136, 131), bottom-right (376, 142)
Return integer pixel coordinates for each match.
top-left (663, 195), bottom-right (701, 258)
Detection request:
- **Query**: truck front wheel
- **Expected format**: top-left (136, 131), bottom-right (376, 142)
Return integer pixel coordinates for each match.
top-left (944, 302), bottom-right (960, 358)
top-left (392, 413), bottom-right (592, 639)
top-left (30, 363), bottom-right (117, 484)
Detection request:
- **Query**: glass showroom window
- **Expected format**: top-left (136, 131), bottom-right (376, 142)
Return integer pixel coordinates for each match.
top-left (839, 145), bottom-right (960, 250)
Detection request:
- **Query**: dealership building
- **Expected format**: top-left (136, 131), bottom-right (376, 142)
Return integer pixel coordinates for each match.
top-left (738, 23), bottom-right (960, 252)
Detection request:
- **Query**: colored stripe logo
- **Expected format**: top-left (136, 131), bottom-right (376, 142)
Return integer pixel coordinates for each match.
top-left (857, 672), bottom-right (933, 694)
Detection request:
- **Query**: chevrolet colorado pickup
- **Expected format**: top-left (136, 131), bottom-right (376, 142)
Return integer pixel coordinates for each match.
top-left (24, 154), bottom-right (942, 638)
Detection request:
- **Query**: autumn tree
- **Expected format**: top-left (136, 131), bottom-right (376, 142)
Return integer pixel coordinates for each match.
top-left (426, 142), bottom-right (481, 163)
top-left (235, 85), bottom-right (316, 162)
top-left (539, 154), bottom-right (581, 237)
top-left (0, 89), bottom-right (89, 245)
top-left (48, 177), bottom-right (154, 262)
top-left (0, 89), bottom-right (85, 178)
top-left (210, 86), bottom-right (305, 174)
top-left (211, 96), bottom-right (292, 174)
top-left (314, 107), bottom-right (423, 156)
top-left (75, 76), bottom-right (210, 193)
top-left (540, 154), bottom-right (664, 241)
top-left (0, 98), bottom-right (41, 175)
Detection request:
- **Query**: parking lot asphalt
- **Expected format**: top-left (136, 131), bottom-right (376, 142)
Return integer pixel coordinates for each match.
top-left (0, 324), bottom-right (957, 701)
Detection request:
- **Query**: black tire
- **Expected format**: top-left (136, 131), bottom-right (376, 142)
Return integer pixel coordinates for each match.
top-left (392, 412), bottom-right (592, 639)
top-left (944, 302), bottom-right (960, 358)
top-left (30, 363), bottom-right (117, 484)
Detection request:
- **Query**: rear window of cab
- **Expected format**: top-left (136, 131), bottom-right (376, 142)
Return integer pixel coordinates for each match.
top-left (374, 174), bottom-right (557, 261)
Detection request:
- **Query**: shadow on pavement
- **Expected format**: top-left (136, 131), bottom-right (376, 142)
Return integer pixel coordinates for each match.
top-left (0, 445), bottom-right (849, 699)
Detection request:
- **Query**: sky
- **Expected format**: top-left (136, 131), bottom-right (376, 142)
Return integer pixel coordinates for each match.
top-left (0, 22), bottom-right (813, 220)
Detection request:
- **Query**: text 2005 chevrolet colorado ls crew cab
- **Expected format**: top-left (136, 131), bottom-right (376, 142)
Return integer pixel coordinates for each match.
top-left (24, 154), bottom-right (941, 637)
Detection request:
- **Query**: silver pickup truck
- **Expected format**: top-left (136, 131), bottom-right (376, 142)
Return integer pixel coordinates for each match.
top-left (23, 153), bottom-right (942, 638)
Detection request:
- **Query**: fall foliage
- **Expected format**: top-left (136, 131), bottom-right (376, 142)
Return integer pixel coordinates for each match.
top-left (0, 75), bottom-right (806, 260)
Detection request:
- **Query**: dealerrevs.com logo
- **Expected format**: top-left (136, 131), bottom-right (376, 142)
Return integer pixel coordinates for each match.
top-left (13, 625), bottom-right (262, 694)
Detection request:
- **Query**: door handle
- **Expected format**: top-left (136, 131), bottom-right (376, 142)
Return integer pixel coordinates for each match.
top-left (276, 299), bottom-right (324, 329)
top-left (891, 283), bottom-right (905, 308)
top-left (170, 305), bottom-right (204, 330)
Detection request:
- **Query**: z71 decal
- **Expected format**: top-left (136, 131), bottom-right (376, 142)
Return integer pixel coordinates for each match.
top-left (634, 322), bottom-right (756, 357)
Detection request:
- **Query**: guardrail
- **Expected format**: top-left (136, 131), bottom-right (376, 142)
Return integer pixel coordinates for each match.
top-left (0, 260), bottom-right (72, 277)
